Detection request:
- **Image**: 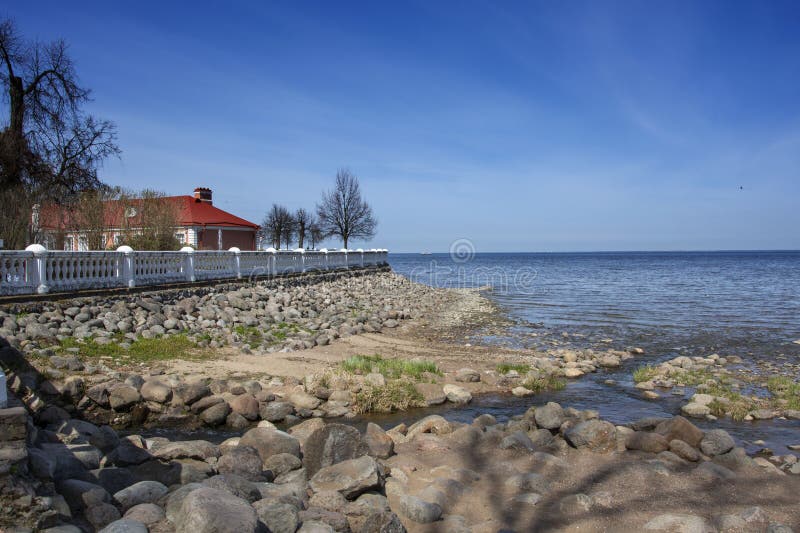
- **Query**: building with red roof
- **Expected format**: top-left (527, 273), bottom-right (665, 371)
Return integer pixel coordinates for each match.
top-left (37, 188), bottom-right (260, 251)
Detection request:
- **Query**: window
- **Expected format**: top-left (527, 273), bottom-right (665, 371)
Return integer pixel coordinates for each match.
top-left (64, 236), bottom-right (74, 251)
top-left (175, 232), bottom-right (185, 244)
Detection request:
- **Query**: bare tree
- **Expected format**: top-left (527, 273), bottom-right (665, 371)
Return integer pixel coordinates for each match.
top-left (308, 217), bottom-right (325, 250)
top-left (316, 169), bottom-right (377, 249)
top-left (295, 208), bottom-right (311, 249)
top-left (0, 18), bottom-right (119, 248)
top-left (281, 212), bottom-right (296, 250)
top-left (259, 204), bottom-right (294, 249)
top-left (117, 189), bottom-right (181, 250)
top-left (71, 185), bottom-right (122, 249)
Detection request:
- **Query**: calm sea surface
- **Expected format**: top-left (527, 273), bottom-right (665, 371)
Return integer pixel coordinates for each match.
top-left (389, 251), bottom-right (800, 361)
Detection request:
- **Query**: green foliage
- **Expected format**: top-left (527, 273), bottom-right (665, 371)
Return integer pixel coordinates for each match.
top-left (672, 368), bottom-right (716, 386)
top-left (496, 363), bottom-right (531, 375)
top-left (632, 365), bottom-right (659, 383)
top-left (767, 375), bottom-right (800, 410)
top-left (341, 354), bottom-right (441, 380)
top-left (59, 334), bottom-right (208, 364)
top-left (353, 380), bottom-right (425, 414)
top-left (234, 325), bottom-right (263, 348)
top-left (522, 373), bottom-right (566, 393)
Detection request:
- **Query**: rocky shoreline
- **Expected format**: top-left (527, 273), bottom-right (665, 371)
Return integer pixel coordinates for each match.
top-left (1, 268), bottom-right (799, 531)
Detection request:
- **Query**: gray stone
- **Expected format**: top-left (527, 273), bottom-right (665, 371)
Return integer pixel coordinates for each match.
top-left (669, 439), bottom-right (700, 462)
top-left (123, 503), bottom-right (165, 525)
top-left (364, 422), bottom-right (394, 459)
top-left (643, 513), bottom-right (712, 532)
top-left (626, 431), bottom-right (670, 453)
top-left (174, 487), bottom-right (258, 533)
top-left (455, 368), bottom-right (480, 382)
top-left (217, 446), bottom-right (268, 481)
top-left (500, 431), bottom-right (535, 452)
top-left (202, 473), bottom-right (262, 502)
top-left (200, 401), bottom-right (231, 426)
top-left (140, 380), bottom-right (172, 403)
top-left (113, 480), bottom-right (168, 511)
top-left (109, 385), bottom-right (141, 411)
top-left (443, 384), bottom-right (472, 404)
top-left (398, 494), bottom-right (442, 523)
top-left (151, 440), bottom-right (220, 461)
top-left (239, 427), bottom-right (301, 463)
top-left (86, 502), bottom-right (122, 529)
top-left (309, 455), bottom-right (382, 499)
top-left (57, 479), bottom-right (110, 512)
top-left (565, 419), bottom-right (617, 453)
top-left (263, 452), bottom-right (302, 477)
top-left (303, 423), bottom-right (368, 476)
top-left (253, 500), bottom-right (300, 533)
top-left (700, 429), bottom-right (735, 457)
top-left (98, 519), bottom-right (149, 533)
top-left (260, 401), bottom-right (294, 422)
top-left (534, 402), bottom-right (565, 430)
top-left (165, 483), bottom-right (203, 524)
top-left (655, 416), bottom-right (704, 447)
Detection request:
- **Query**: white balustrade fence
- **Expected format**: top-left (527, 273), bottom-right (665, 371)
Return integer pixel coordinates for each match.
top-left (0, 245), bottom-right (388, 296)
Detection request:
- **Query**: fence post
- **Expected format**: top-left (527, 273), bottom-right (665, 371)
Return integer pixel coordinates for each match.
top-left (229, 247), bottom-right (241, 279)
top-left (181, 247), bottom-right (195, 282)
top-left (299, 249), bottom-right (305, 273)
top-left (322, 249), bottom-right (328, 271)
top-left (0, 369), bottom-right (6, 408)
top-left (116, 245), bottom-right (135, 288)
top-left (25, 244), bottom-right (49, 294)
top-left (265, 247), bottom-right (276, 277)
top-left (342, 248), bottom-right (348, 269)
top-left (357, 248), bottom-right (364, 267)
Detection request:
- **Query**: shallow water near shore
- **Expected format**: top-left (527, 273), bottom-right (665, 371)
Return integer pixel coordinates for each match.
top-left (140, 252), bottom-right (800, 451)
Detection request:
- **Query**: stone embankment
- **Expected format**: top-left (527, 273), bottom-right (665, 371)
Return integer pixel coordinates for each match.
top-left (2, 397), bottom-right (799, 532)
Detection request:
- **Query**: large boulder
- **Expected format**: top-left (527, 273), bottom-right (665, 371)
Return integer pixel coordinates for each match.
top-left (240, 428), bottom-right (301, 463)
top-left (309, 456), bottom-right (382, 500)
top-left (174, 487), bottom-right (258, 533)
top-left (405, 415), bottom-right (452, 440)
top-left (202, 474), bottom-right (262, 502)
top-left (151, 440), bottom-right (220, 461)
top-left (534, 402), bottom-right (565, 430)
top-left (229, 394), bottom-right (259, 421)
top-left (700, 429), bottom-right (735, 457)
top-left (253, 500), bottom-right (300, 533)
top-left (364, 423), bottom-right (394, 459)
top-left (217, 446), bottom-right (268, 481)
top-left (109, 385), bottom-right (142, 411)
top-left (113, 480), bottom-right (168, 511)
top-left (303, 423), bottom-right (369, 476)
top-left (140, 380), bottom-right (172, 403)
top-left (288, 390), bottom-right (323, 410)
top-left (565, 419), bottom-right (617, 453)
top-left (626, 432), bottom-right (669, 453)
top-left (654, 416), bottom-right (704, 447)
top-left (260, 401), bottom-right (294, 422)
top-left (643, 513), bottom-right (712, 532)
top-left (443, 384), bottom-right (472, 404)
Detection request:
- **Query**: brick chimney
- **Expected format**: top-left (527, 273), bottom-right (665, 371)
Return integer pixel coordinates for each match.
top-left (194, 187), bottom-right (212, 205)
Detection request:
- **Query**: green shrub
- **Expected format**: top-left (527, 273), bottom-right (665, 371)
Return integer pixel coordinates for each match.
top-left (522, 373), bottom-right (566, 393)
top-left (60, 334), bottom-right (208, 363)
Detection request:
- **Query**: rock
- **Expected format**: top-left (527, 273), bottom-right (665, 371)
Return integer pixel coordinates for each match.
top-left (229, 394), bottom-right (259, 420)
top-left (140, 380), bottom-right (172, 403)
top-left (299, 507), bottom-right (349, 531)
top-left (599, 355), bottom-right (621, 367)
top-left (174, 487), bottom-right (258, 533)
top-left (260, 401), bottom-right (295, 422)
top-left (288, 390), bottom-right (323, 410)
top-left (565, 419), bottom-right (617, 453)
top-left (626, 431), bottom-right (669, 453)
top-left (239, 427), bottom-right (301, 462)
top-left (700, 429), bottom-right (735, 457)
top-left (253, 500), bottom-right (300, 533)
top-left (173, 382), bottom-right (211, 406)
top-left (364, 373), bottom-right (386, 387)
top-left (164, 483), bottom-right (203, 524)
top-left (309, 455), bottom-right (382, 499)
top-left (405, 415), bottom-right (452, 440)
top-left (98, 519), bottom-right (149, 533)
top-left (86, 502), bottom-right (122, 529)
top-left (298, 521), bottom-right (335, 533)
top-left (200, 401), bottom-right (231, 426)
top-left (57, 479), bottom-right (110, 512)
top-left (655, 417), bottom-right (704, 448)
top-left (398, 494), bottom-right (442, 523)
top-left (415, 383), bottom-right (447, 406)
top-left (123, 503), bottom-right (165, 525)
top-left (191, 395), bottom-right (225, 414)
top-left (109, 385), bottom-right (141, 411)
top-left (310, 490), bottom-right (348, 512)
top-left (643, 513), bottom-right (712, 532)
top-left (303, 423), bottom-right (368, 476)
top-left (713, 447), bottom-right (754, 471)
top-left (534, 402), bottom-right (565, 430)
top-left (113, 481), bottom-right (168, 511)
top-left (716, 514), bottom-right (747, 532)
top-left (500, 431), bottom-right (535, 452)
top-left (455, 368), bottom-right (480, 382)
top-left (218, 446), bottom-right (269, 481)
top-left (364, 422), bottom-right (395, 458)
top-left (202, 473), bottom-right (262, 502)
top-left (512, 386), bottom-right (534, 397)
top-left (152, 440), bottom-right (220, 461)
top-left (443, 384), bottom-right (472, 404)
top-left (564, 368), bottom-right (584, 378)
top-left (681, 402), bottom-right (711, 418)
top-left (669, 440), bottom-right (700, 462)
top-left (287, 418), bottom-right (327, 449)
top-left (263, 453), bottom-right (302, 477)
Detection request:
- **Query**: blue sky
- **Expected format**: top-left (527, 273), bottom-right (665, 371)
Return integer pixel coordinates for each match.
top-left (7, 1), bottom-right (800, 252)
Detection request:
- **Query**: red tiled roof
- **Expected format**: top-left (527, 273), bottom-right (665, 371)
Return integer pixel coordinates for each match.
top-left (39, 195), bottom-right (259, 230)
top-left (170, 196), bottom-right (259, 229)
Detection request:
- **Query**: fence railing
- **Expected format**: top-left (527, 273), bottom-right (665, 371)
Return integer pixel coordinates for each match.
top-left (0, 245), bottom-right (389, 296)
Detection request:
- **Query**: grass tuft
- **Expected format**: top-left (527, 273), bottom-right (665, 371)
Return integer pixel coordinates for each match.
top-left (632, 365), bottom-right (659, 383)
top-left (60, 334), bottom-right (209, 364)
top-left (522, 373), bottom-right (566, 393)
top-left (496, 363), bottom-right (531, 375)
top-left (352, 380), bottom-right (425, 414)
top-left (767, 375), bottom-right (800, 410)
top-left (341, 354), bottom-right (441, 380)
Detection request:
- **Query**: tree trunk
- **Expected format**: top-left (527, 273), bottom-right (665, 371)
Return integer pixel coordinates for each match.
top-left (9, 75), bottom-right (24, 138)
